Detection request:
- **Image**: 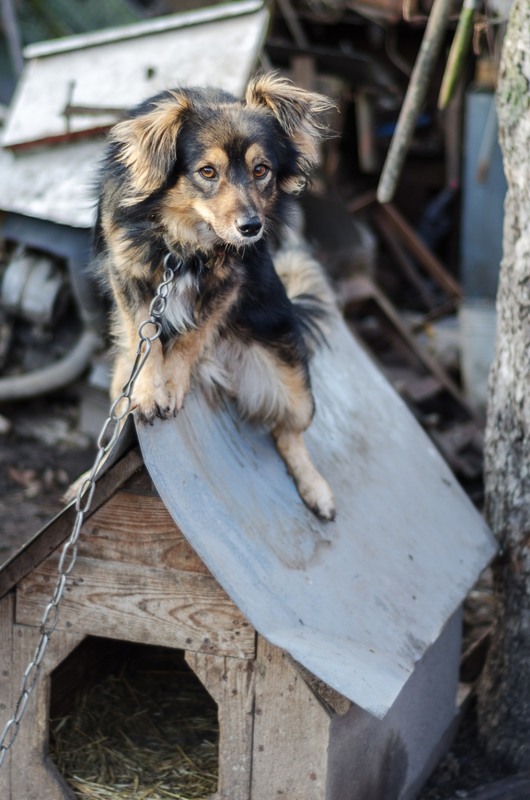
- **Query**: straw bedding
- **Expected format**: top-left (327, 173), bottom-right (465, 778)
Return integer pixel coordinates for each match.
top-left (49, 647), bottom-right (219, 800)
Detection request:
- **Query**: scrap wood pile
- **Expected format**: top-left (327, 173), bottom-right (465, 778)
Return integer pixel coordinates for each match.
top-left (49, 646), bottom-right (219, 800)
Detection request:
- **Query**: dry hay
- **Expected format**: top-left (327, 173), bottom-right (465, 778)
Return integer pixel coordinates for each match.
top-left (49, 647), bottom-right (219, 800)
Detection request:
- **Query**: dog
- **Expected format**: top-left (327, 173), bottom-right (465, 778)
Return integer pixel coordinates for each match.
top-left (94, 73), bottom-right (336, 521)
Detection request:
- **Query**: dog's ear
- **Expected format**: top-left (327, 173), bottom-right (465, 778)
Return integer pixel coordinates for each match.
top-left (109, 91), bottom-right (191, 198)
top-left (245, 73), bottom-right (334, 194)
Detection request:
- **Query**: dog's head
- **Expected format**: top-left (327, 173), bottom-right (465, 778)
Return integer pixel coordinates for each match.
top-left (108, 74), bottom-right (334, 249)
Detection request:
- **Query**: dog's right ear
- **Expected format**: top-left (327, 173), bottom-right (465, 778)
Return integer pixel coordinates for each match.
top-left (109, 91), bottom-right (191, 198)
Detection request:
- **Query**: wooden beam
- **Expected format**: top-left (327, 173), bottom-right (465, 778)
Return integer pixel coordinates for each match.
top-left (186, 651), bottom-right (256, 800)
top-left (251, 637), bottom-right (330, 799)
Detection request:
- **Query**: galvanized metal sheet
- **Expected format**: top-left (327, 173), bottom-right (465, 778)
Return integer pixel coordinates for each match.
top-left (137, 316), bottom-right (497, 719)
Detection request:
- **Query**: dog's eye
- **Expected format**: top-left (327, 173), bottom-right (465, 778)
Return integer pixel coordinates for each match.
top-left (199, 166), bottom-right (217, 180)
top-left (253, 164), bottom-right (270, 179)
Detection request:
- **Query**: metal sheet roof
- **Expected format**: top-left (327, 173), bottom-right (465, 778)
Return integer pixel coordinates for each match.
top-left (137, 316), bottom-right (496, 719)
top-left (2, 1), bottom-right (268, 150)
top-left (0, 1), bottom-right (268, 227)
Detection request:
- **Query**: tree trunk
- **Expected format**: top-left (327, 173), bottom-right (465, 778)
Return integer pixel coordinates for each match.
top-left (477, 0), bottom-right (530, 769)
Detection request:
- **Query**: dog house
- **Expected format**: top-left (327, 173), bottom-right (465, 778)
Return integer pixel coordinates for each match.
top-left (0, 314), bottom-right (496, 800)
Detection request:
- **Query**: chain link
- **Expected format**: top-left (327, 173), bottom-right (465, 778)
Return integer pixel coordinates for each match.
top-left (0, 255), bottom-right (178, 768)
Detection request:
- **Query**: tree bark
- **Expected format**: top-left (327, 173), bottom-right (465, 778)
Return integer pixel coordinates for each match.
top-left (477, 0), bottom-right (530, 769)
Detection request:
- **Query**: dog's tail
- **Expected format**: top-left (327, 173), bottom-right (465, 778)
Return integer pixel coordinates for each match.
top-left (273, 229), bottom-right (336, 355)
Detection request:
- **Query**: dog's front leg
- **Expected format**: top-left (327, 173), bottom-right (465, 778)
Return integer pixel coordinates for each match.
top-left (270, 362), bottom-right (335, 521)
top-left (273, 426), bottom-right (336, 522)
top-left (131, 330), bottom-right (206, 421)
top-left (111, 300), bottom-right (183, 422)
top-left (113, 335), bottom-right (177, 422)
top-left (161, 326), bottom-right (216, 413)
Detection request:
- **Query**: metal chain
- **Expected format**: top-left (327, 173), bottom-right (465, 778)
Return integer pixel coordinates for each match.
top-left (0, 255), bottom-right (178, 768)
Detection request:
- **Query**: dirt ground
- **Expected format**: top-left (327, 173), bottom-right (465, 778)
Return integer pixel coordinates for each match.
top-left (0, 393), bottom-right (96, 567)
top-left (0, 390), bottom-right (516, 799)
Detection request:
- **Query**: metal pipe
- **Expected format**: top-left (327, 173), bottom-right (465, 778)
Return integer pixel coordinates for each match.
top-left (0, 329), bottom-right (102, 401)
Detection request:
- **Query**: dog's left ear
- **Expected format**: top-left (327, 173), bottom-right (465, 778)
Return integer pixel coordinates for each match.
top-left (245, 73), bottom-right (335, 194)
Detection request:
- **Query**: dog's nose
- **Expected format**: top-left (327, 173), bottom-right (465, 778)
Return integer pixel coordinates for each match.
top-left (237, 216), bottom-right (262, 238)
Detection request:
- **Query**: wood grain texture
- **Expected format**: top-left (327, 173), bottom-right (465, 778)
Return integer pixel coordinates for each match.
top-left (186, 651), bottom-right (255, 800)
top-left (16, 555), bottom-right (255, 659)
top-left (80, 490), bottom-right (209, 574)
top-left (251, 636), bottom-right (330, 800)
top-left (10, 624), bottom-right (84, 800)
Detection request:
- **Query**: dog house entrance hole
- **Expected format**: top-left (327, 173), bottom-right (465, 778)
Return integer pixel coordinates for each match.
top-left (49, 638), bottom-right (219, 799)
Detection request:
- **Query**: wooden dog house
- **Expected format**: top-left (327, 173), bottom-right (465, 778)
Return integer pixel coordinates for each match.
top-left (0, 316), bottom-right (495, 800)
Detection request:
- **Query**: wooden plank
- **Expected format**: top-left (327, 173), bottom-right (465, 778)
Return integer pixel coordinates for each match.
top-left (186, 651), bottom-right (255, 800)
top-left (0, 449), bottom-right (143, 600)
top-left (0, 593), bottom-right (14, 800)
top-left (10, 624), bottom-right (84, 800)
top-left (373, 207), bottom-right (438, 310)
top-left (16, 555), bottom-right (255, 659)
top-left (251, 637), bottom-right (330, 800)
top-left (80, 491), bottom-right (209, 575)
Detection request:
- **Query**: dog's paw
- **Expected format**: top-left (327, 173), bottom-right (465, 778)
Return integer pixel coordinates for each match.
top-left (172, 381), bottom-right (188, 414)
top-left (166, 364), bottom-right (191, 413)
top-left (299, 475), bottom-right (336, 522)
top-left (133, 381), bottom-right (177, 423)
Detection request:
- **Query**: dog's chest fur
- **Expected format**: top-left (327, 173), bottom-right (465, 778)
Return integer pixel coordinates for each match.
top-left (161, 251), bottom-right (245, 343)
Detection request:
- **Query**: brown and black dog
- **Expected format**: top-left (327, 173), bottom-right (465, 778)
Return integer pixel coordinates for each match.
top-left (94, 73), bottom-right (336, 520)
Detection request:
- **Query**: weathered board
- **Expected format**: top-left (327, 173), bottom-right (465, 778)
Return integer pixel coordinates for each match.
top-left (187, 651), bottom-right (256, 800)
top-left (2, 1), bottom-right (268, 149)
top-left (8, 623), bottom-right (85, 800)
top-left (80, 487), bottom-right (210, 575)
top-left (16, 555), bottom-right (255, 659)
top-left (251, 637), bottom-right (330, 800)
top-left (0, 140), bottom-right (102, 228)
top-left (137, 314), bottom-right (497, 719)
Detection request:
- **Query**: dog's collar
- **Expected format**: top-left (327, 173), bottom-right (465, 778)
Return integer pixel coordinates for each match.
top-left (165, 246), bottom-right (227, 274)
